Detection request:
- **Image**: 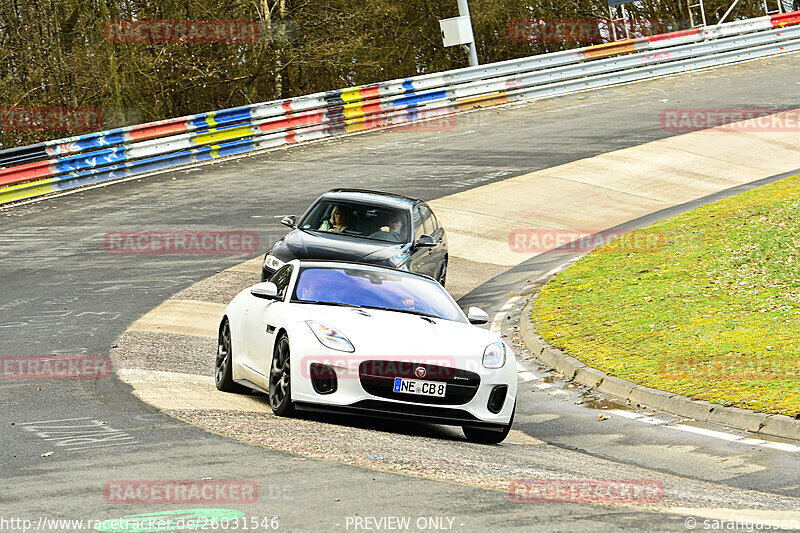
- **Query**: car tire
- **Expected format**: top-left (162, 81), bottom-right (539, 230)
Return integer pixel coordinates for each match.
top-left (462, 402), bottom-right (515, 444)
top-left (437, 256), bottom-right (448, 287)
top-left (215, 319), bottom-right (249, 394)
top-left (269, 333), bottom-right (295, 417)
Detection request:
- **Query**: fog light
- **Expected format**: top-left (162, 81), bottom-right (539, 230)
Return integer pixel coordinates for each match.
top-left (487, 385), bottom-right (507, 414)
top-left (310, 364), bottom-right (337, 395)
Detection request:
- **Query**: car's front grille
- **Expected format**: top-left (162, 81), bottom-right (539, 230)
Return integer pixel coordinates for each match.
top-left (358, 360), bottom-right (480, 405)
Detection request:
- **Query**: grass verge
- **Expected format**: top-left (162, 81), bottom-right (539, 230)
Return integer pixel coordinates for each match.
top-left (532, 174), bottom-right (800, 417)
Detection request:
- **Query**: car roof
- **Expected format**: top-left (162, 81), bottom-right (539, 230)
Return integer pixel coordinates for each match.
top-left (320, 189), bottom-right (420, 209)
top-left (289, 259), bottom-right (436, 282)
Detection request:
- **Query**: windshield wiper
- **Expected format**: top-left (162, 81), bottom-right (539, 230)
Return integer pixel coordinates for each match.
top-left (357, 305), bottom-right (440, 319)
top-left (293, 301), bottom-right (441, 319)
top-left (315, 231), bottom-right (399, 244)
top-left (295, 300), bottom-right (362, 308)
top-left (336, 233), bottom-right (388, 242)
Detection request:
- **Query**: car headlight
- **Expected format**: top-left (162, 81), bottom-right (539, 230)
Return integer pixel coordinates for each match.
top-left (264, 254), bottom-right (285, 271)
top-left (483, 342), bottom-right (506, 369)
top-left (306, 321), bottom-right (355, 352)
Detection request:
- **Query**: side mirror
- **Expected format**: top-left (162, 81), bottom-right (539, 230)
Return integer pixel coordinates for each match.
top-left (281, 215), bottom-right (297, 228)
top-left (467, 307), bottom-right (489, 325)
top-left (414, 234), bottom-right (438, 248)
top-left (250, 282), bottom-right (280, 300)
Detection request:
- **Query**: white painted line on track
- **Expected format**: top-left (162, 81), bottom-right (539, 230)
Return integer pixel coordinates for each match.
top-left (761, 441), bottom-right (800, 452)
top-left (611, 410), bottom-right (669, 425)
top-left (66, 442), bottom-right (139, 451)
top-left (665, 423), bottom-right (757, 442)
top-left (514, 361), bottom-right (535, 380)
top-left (514, 361), bottom-right (536, 382)
top-left (490, 295), bottom-right (523, 335)
top-left (533, 256), bottom-right (584, 284)
top-left (738, 437), bottom-right (769, 446)
top-left (500, 290), bottom-right (577, 391)
top-left (609, 410), bottom-right (800, 453)
top-left (489, 314), bottom-right (503, 334)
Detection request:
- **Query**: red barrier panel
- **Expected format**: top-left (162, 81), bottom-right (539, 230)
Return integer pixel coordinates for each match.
top-left (648, 28), bottom-right (702, 43)
top-left (771, 10), bottom-right (800, 27)
top-left (0, 160), bottom-right (54, 187)
top-left (127, 119), bottom-right (190, 142)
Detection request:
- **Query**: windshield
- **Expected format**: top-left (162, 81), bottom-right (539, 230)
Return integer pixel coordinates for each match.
top-left (298, 200), bottom-right (410, 243)
top-left (291, 266), bottom-right (464, 322)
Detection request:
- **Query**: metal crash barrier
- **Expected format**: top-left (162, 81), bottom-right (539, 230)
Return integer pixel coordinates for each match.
top-left (1, 10), bottom-right (799, 206)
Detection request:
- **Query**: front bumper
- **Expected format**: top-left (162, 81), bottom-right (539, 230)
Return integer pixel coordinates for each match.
top-left (291, 350), bottom-right (517, 427)
top-left (295, 400), bottom-right (508, 430)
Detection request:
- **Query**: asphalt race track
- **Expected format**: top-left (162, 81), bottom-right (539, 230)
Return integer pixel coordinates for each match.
top-left (2, 54), bottom-right (800, 532)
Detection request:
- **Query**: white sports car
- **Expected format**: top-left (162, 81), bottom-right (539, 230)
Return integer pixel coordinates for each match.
top-left (215, 260), bottom-right (517, 444)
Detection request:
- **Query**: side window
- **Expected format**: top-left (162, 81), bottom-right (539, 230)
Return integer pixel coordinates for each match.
top-left (421, 205), bottom-right (436, 236)
top-left (269, 265), bottom-right (294, 299)
top-left (413, 206), bottom-right (425, 238)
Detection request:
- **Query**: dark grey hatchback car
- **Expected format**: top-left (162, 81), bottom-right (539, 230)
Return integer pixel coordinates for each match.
top-left (261, 189), bottom-right (449, 285)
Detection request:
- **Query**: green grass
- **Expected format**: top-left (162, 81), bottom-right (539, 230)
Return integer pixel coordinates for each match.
top-left (532, 174), bottom-right (800, 417)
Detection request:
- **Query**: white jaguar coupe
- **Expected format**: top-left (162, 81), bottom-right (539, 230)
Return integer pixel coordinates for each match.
top-left (215, 260), bottom-right (517, 443)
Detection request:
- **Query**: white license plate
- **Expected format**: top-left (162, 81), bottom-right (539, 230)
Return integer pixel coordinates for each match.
top-left (393, 378), bottom-right (446, 397)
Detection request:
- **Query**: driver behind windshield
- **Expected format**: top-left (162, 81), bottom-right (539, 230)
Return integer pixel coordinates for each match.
top-left (369, 212), bottom-right (405, 242)
top-left (318, 205), bottom-right (353, 233)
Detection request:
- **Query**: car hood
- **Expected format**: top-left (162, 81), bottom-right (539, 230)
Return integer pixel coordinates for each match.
top-left (276, 229), bottom-right (409, 264)
top-left (286, 304), bottom-right (498, 358)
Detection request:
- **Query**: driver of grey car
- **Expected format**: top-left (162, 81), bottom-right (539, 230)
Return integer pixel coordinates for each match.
top-left (370, 212), bottom-right (404, 241)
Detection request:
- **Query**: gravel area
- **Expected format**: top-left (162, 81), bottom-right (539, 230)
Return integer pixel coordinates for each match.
top-left (166, 408), bottom-right (800, 512)
top-left (115, 330), bottom-right (215, 375)
top-left (171, 269), bottom-right (259, 304)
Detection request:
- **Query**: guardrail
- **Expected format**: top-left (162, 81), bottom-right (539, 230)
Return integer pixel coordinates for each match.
top-left (1, 10), bottom-right (799, 206)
